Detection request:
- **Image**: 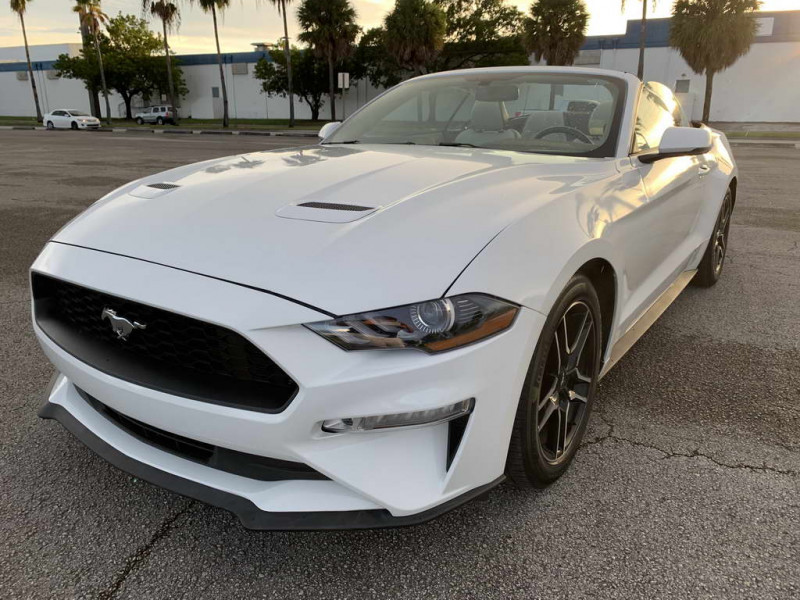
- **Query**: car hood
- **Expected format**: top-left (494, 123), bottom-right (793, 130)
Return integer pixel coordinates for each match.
top-left (53, 144), bottom-right (615, 315)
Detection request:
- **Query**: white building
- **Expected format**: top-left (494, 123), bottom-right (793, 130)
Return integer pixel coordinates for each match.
top-left (0, 44), bottom-right (370, 121)
top-left (0, 10), bottom-right (798, 123)
top-left (574, 10), bottom-right (800, 123)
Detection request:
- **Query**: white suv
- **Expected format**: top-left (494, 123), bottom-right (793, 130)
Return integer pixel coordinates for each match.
top-left (134, 106), bottom-right (177, 125)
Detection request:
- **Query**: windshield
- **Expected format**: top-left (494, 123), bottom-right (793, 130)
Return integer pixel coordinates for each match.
top-left (325, 72), bottom-right (625, 158)
top-left (68, 111), bottom-right (90, 117)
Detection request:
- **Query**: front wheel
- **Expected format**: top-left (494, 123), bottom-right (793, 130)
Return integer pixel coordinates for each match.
top-left (693, 188), bottom-right (733, 288)
top-left (136, 117), bottom-right (144, 125)
top-left (70, 121), bottom-right (78, 130)
top-left (506, 274), bottom-right (602, 488)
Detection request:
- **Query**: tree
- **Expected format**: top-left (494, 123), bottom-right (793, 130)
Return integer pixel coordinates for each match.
top-left (54, 14), bottom-right (186, 119)
top-left (267, 0), bottom-right (296, 127)
top-left (433, 0), bottom-right (527, 70)
top-left (9, 0), bottom-right (42, 122)
top-left (383, 0), bottom-right (445, 75)
top-left (254, 45), bottom-right (328, 120)
top-left (74, 0), bottom-right (112, 124)
top-left (144, 1), bottom-right (180, 122)
top-left (523, 0), bottom-right (588, 66)
top-left (670, 0), bottom-right (761, 122)
top-left (350, 27), bottom-right (403, 88)
top-left (622, 1), bottom-right (658, 79)
top-left (297, 0), bottom-right (360, 121)
top-left (195, 0), bottom-right (231, 127)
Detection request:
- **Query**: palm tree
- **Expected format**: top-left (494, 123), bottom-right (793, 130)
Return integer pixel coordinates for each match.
top-left (144, 0), bottom-right (180, 123)
top-left (9, 0), bottom-right (43, 122)
top-left (523, 0), bottom-right (588, 66)
top-left (268, 0), bottom-right (295, 127)
top-left (622, 0), bottom-right (658, 79)
top-left (383, 0), bottom-right (445, 75)
top-left (74, 0), bottom-right (111, 125)
top-left (670, 0), bottom-right (761, 122)
top-left (195, 0), bottom-right (230, 127)
top-left (297, 0), bottom-right (359, 121)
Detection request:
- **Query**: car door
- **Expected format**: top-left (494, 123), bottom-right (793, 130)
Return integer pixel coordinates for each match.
top-left (51, 110), bottom-right (66, 128)
top-left (613, 83), bottom-right (709, 331)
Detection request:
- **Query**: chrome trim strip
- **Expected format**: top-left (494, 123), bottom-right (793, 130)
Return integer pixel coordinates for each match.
top-left (600, 269), bottom-right (697, 378)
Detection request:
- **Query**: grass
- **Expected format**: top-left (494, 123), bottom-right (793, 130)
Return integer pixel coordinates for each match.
top-left (0, 116), bottom-right (326, 131)
top-left (723, 131), bottom-right (800, 139)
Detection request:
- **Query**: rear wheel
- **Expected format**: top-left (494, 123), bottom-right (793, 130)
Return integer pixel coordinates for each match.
top-left (156, 116), bottom-right (164, 125)
top-left (506, 274), bottom-right (602, 488)
top-left (46, 121), bottom-right (54, 130)
top-left (693, 188), bottom-right (733, 288)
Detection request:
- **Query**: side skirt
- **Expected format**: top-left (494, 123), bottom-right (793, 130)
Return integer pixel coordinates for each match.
top-left (599, 269), bottom-right (697, 379)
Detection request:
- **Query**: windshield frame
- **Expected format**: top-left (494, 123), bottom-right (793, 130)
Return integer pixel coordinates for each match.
top-left (323, 71), bottom-right (628, 159)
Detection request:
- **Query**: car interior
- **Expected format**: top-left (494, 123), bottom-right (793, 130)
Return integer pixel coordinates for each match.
top-left (327, 74), bottom-right (623, 157)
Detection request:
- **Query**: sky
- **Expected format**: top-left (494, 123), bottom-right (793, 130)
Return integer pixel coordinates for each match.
top-left (1, 0), bottom-right (797, 55)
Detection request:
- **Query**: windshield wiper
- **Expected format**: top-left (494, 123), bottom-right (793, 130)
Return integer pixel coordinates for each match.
top-left (438, 142), bottom-right (479, 148)
top-left (324, 140), bottom-right (360, 144)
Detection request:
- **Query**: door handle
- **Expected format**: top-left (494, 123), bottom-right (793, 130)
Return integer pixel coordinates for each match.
top-left (698, 164), bottom-right (711, 175)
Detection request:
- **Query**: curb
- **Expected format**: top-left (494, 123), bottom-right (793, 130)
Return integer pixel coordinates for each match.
top-left (116, 127), bottom-right (319, 138)
top-left (729, 140), bottom-right (800, 149)
top-left (1, 125), bottom-right (319, 138)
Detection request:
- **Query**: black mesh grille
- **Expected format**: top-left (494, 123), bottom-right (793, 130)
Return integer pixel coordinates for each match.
top-left (297, 201), bottom-right (372, 212)
top-left (32, 273), bottom-right (297, 412)
top-left (147, 182), bottom-right (180, 190)
top-left (78, 388), bottom-right (326, 481)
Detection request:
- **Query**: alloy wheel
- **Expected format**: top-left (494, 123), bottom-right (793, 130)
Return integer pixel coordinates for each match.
top-left (536, 300), bottom-right (598, 464)
top-left (714, 193), bottom-right (732, 275)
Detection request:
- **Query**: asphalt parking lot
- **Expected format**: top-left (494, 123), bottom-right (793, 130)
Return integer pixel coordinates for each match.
top-left (0, 130), bottom-right (797, 599)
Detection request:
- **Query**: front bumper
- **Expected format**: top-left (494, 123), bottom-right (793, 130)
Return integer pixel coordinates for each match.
top-left (33, 242), bottom-right (544, 529)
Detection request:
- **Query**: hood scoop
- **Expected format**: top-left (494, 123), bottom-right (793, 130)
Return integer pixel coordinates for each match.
top-left (277, 201), bottom-right (380, 223)
top-left (129, 182), bottom-right (182, 199)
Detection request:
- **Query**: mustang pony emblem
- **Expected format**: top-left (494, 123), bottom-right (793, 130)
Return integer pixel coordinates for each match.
top-left (101, 307), bottom-right (146, 341)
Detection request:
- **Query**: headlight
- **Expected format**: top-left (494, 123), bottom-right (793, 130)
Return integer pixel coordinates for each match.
top-left (305, 293), bottom-right (518, 353)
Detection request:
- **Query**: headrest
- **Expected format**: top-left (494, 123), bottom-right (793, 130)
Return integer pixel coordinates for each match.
top-left (588, 102), bottom-right (614, 137)
top-left (469, 102), bottom-right (507, 132)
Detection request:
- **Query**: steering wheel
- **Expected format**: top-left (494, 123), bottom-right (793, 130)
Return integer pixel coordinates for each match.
top-left (533, 126), bottom-right (593, 144)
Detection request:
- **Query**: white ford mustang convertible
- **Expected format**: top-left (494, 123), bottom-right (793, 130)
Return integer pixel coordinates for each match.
top-left (32, 67), bottom-right (736, 529)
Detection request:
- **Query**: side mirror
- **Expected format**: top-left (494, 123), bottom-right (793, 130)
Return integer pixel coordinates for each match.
top-left (639, 127), bottom-right (713, 164)
top-left (318, 121), bottom-right (341, 139)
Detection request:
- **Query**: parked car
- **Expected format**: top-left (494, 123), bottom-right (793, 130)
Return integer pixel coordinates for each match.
top-left (32, 67), bottom-right (737, 530)
top-left (44, 109), bottom-right (101, 130)
top-left (134, 105), bottom-right (177, 125)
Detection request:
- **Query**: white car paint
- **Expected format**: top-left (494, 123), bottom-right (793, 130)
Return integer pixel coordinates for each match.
top-left (31, 67), bottom-right (737, 528)
top-left (44, 109), bottom-right (101, 130)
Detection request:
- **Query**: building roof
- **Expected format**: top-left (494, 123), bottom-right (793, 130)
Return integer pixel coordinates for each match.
top-left (0, 49), bottom-right (274, 73)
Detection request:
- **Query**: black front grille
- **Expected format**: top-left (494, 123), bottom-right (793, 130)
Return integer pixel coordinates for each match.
top-left (32, 273), bottom-right (297, 412)
top-left (78, 388), bottom-right (326, 481)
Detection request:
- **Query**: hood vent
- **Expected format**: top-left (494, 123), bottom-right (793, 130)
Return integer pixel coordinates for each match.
top-left (276, 201), bottom-right (380, 224)
top-left (129, 182), bottom-right (182, 199)
top-left (297, 201), bottom-right (372, 212)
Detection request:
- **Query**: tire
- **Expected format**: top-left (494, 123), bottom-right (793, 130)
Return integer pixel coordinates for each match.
top-left (156, 117), bottom-right (164, 125)
top-left (136, 117), bottom-right (144, 125)
top-left (692, 188), bottom-right (733, 288)
top-left (46, 121), bottom-right (54, 130)
top-left (70, 121), bottom-right (78, 130)
top-left (506, 274), bottom-right (603, 488)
